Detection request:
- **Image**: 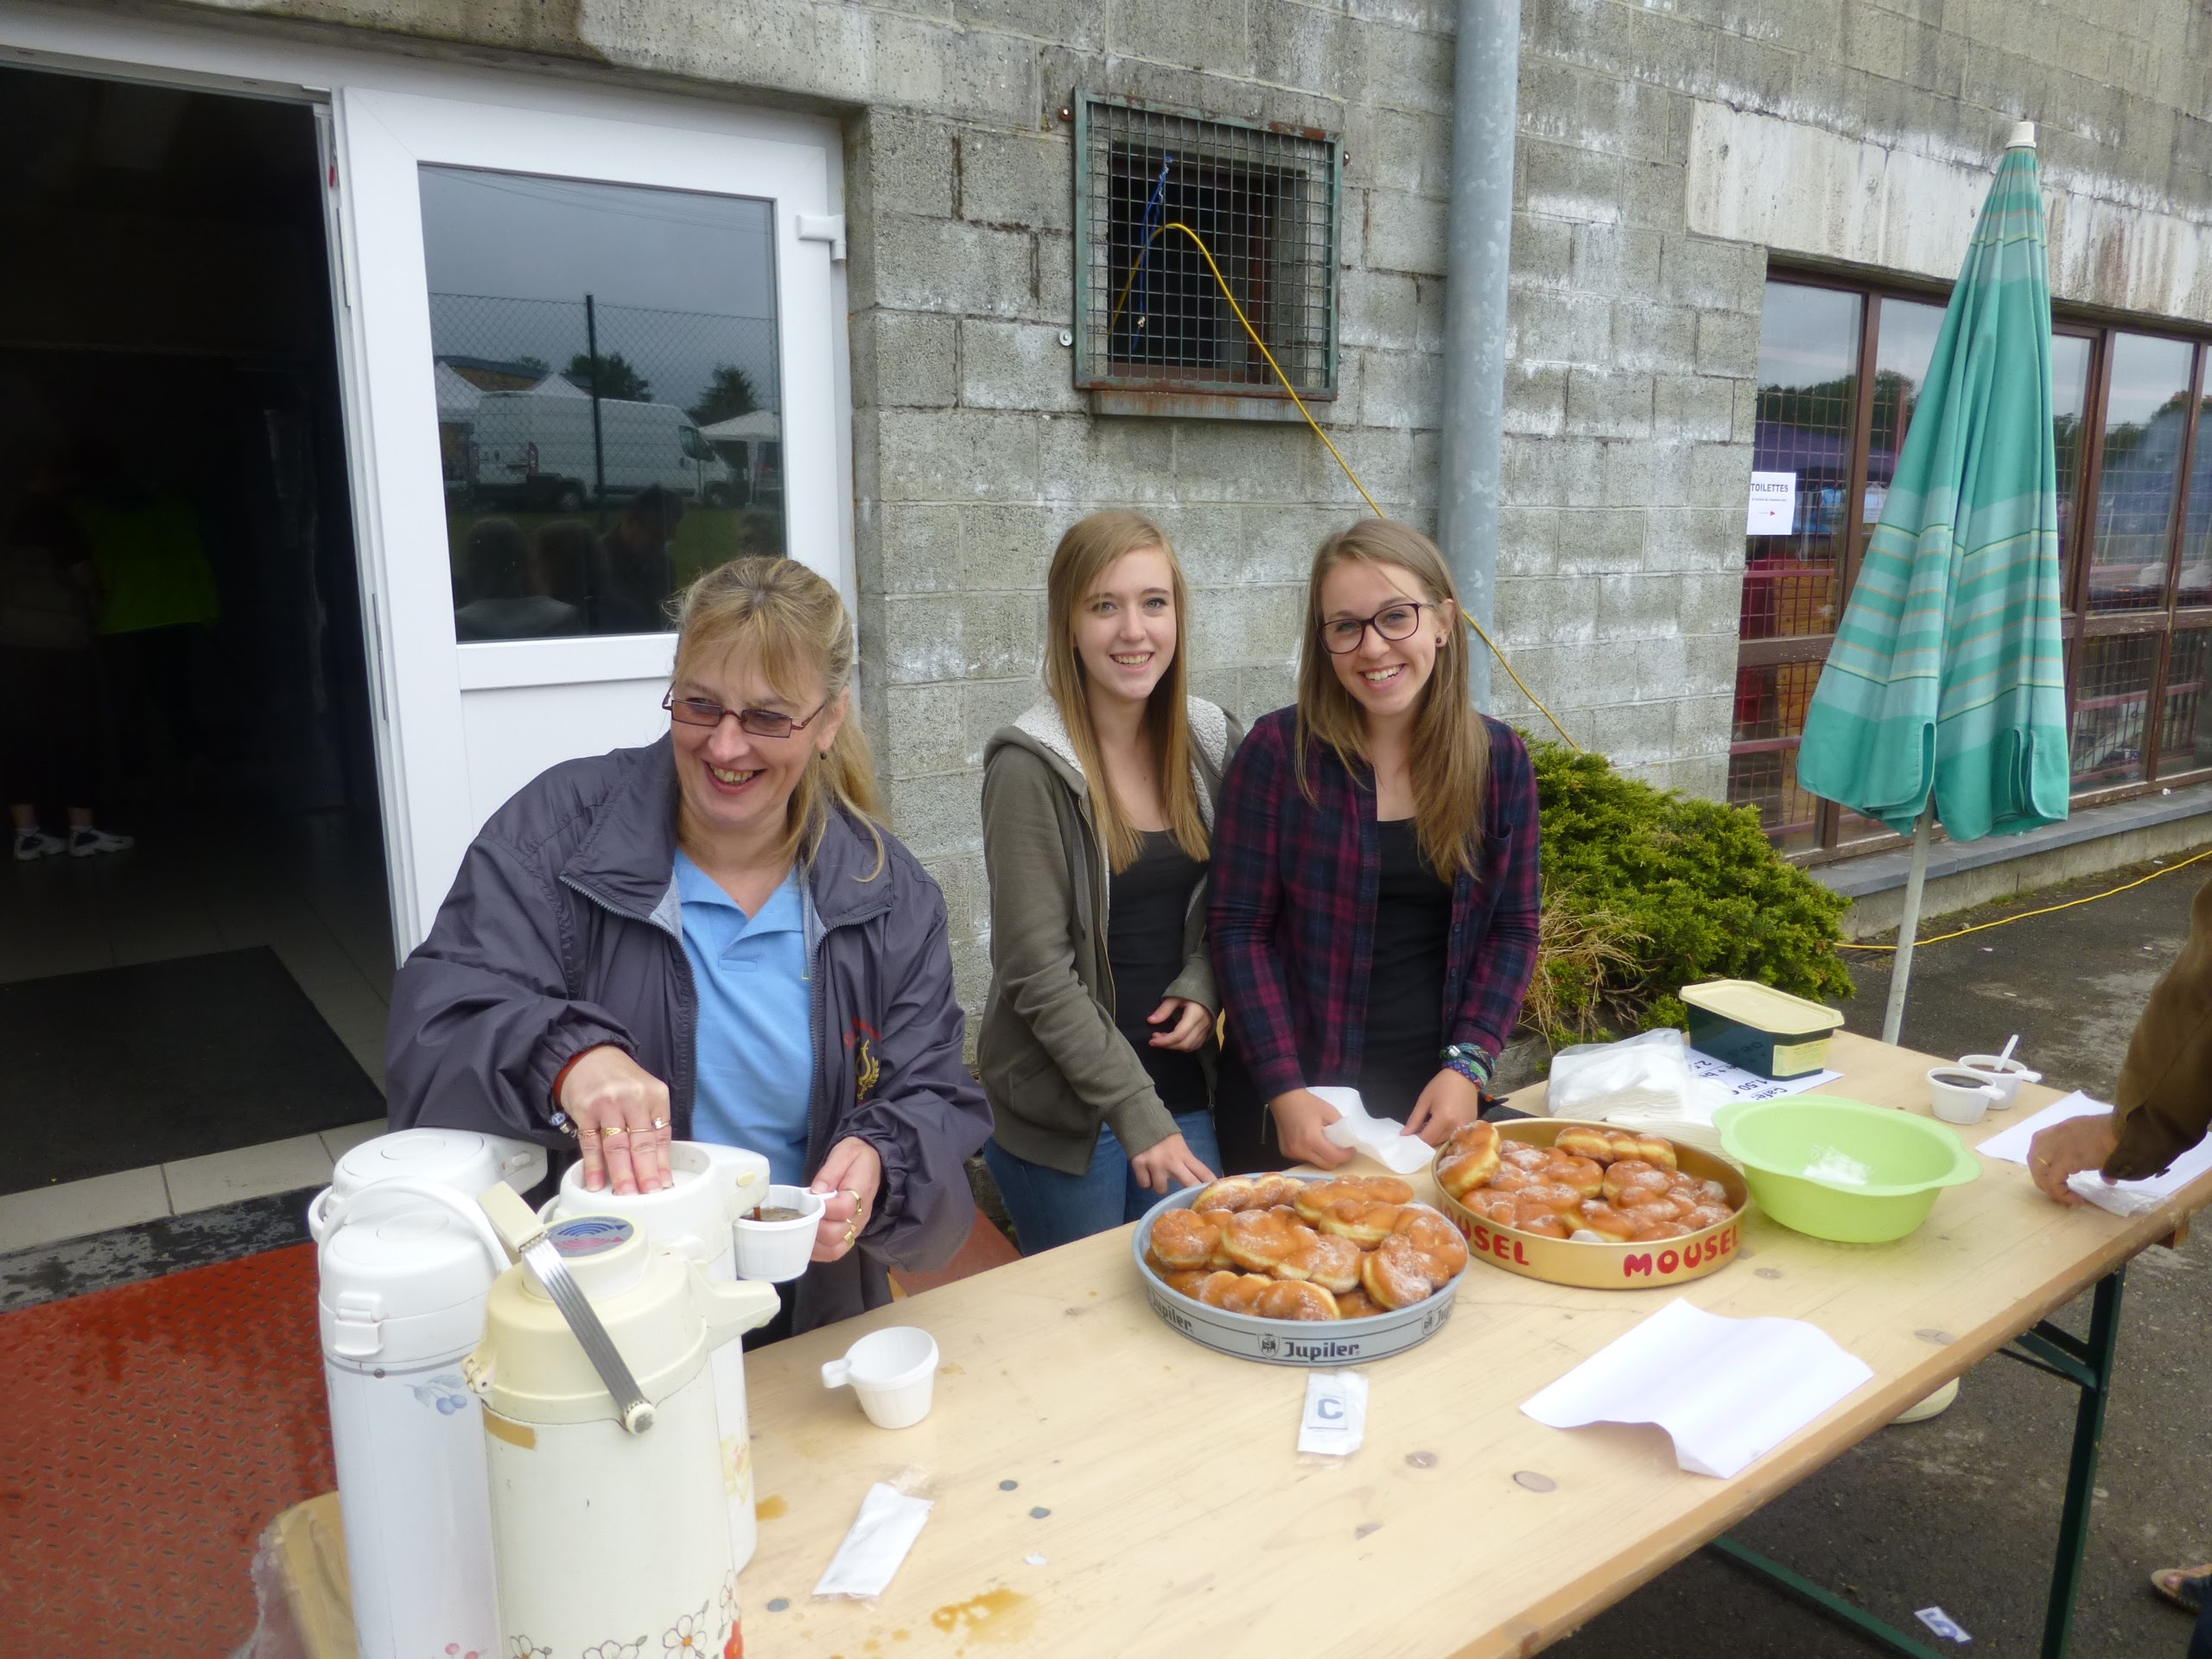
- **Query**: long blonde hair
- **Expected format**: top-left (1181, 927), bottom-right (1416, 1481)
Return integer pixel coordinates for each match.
top-left (1042, 511), bottom-right (1209, 873)
top-left (673, 556), bottom-right (886, 875)
top-left (1296, 520), bottom-right (1489, 881)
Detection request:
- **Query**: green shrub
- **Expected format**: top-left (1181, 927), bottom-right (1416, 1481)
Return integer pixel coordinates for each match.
top-left (1527, 741), bottom-right (1853, 1037)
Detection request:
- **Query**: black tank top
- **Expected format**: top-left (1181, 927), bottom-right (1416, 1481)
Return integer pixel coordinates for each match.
top-left (1356, 817), bottom-right (1452, 1120)
top-left (1108, 830), bottom-right (1211, 1118)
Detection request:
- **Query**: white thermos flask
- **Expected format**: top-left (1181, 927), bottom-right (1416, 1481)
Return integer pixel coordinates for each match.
top-left (467, 1185), bottom-right (779, 1656)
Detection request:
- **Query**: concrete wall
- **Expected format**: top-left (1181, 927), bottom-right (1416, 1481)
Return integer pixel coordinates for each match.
top-left (836, 13), bottom-right (1459, 1002)
top-left (136, 0), bottom-right (2212, 1009)
top-left (1498, 0), bottom-right (2212, 804)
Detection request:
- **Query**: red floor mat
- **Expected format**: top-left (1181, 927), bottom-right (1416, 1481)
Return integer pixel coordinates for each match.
top-left (0, 1244), bottom-right (334, 1659)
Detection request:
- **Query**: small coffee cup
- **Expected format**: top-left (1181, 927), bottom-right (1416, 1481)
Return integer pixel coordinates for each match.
top-left (1926, 1066), bottom-right (2003, 1127)
top-left (734, 1184), bottom-right (823, 1283)
top-left (1957, 1053), bottom-right (2042, 1109)
top-left (822, 1325), bottom-right (939, 1428)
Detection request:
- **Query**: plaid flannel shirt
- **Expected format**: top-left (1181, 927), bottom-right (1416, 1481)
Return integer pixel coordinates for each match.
top-left (1208, 707), bottom-right (1541, 1103)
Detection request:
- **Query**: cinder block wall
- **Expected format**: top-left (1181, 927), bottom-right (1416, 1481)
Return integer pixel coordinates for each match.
top-left (155, 0), bottom-right (2212, 1014)
top-left (841, 8), bottom-right (1459, 1004)
top-left (1504, 0), bottom-right (2212, 800)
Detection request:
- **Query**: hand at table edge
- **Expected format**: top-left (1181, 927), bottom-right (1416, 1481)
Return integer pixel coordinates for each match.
top-left (2028, 1110), bottom-right (2120, 1205)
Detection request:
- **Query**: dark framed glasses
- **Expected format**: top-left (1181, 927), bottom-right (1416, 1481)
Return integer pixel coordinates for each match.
top-left (662, 690), bottom-right (829, 740)
top-left (1318, 601), bottom-right (1432, 655)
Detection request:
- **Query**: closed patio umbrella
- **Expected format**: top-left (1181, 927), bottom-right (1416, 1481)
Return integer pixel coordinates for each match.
top-left (1796, 121), bottom-right (2067, 1043)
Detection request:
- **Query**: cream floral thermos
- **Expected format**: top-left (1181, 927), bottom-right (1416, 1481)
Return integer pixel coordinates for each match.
top-left (465, 1210), bottom-right (779, 1659)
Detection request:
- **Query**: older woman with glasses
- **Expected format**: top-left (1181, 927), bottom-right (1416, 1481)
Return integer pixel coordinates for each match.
top-left (387, 556), bottom-right (990, 1338)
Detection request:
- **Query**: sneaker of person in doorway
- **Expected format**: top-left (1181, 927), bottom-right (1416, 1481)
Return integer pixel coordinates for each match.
top-left (67, 826), bottom-right (133, 857)
top-left (12, 827), bottom-right (66, 861)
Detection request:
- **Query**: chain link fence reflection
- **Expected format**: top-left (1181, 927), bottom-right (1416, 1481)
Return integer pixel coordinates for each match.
top-left (429, 291), bottom-right (785, 639)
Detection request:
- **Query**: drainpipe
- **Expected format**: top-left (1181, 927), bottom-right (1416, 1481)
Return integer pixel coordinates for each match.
top-left (1435, 0), bottom-right (1521, 711)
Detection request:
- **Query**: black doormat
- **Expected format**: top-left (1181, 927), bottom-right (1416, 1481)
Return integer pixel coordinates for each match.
top-left (2, 946), bottom-right (384, 1196)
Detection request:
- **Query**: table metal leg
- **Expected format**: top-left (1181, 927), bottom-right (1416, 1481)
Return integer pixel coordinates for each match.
top-left (2007, 1268), bottom-right (2126, 1659)
top-left (1708, 1535), bottom-right (1946, 1658)
top-left (1706, 1267), bottom-right (2126, 1659)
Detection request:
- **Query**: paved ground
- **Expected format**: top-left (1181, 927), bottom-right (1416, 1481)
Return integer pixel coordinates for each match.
top-left (1557, 843), bottom-right (2212, 1659)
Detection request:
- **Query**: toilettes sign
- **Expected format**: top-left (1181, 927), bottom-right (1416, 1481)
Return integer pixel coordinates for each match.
top-left (1746, 472), bottom-right (1796, 535)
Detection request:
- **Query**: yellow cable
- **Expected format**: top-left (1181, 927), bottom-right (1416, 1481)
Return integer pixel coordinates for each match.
top-left (1836, 842), bottom-right (2212, 952)
top-left (1110, 218), bottom-right (1583, 750)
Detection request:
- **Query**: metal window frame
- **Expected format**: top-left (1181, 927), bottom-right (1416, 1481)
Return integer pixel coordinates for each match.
top-left (1071, 91), bottom-right (1340, 422)
top-left (1737, 269), bottom-right (2212, 862)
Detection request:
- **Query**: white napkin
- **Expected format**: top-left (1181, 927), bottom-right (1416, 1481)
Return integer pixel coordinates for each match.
top-left (1296, 1370), bottom-right (1369, 1457)
top-left (1686, 1048), bottom-right (1843, 1104)
top-left (813, 1482), bottom-right (934, 1599)
top-left (1522, 1297), bottom-right (1872, 1478)
top-left (1978, 1089), bottom-right (2212, 1217)
top-left (1313, 1085), bottom-right (1437, 1175)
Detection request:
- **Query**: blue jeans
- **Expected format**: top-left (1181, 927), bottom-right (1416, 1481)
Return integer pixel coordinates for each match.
top-left (985, 1110), bottom-right (1223, 1255)
top-left (2191, 1587), bottom-right (2212, 1659)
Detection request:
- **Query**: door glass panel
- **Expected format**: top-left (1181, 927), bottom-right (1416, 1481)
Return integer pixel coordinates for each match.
top-left (2052, 334), bottom-right (2091, 600)
top-left (2177, 386), bottom-right (2212, 610)
top-left (2069, 632), bottom-right (2158, 787)
top-left (2086, 333), bottom-right (2190, 616)
top-left (1743, 283), bottom-right (1860, 643)
top-left (2158, 629), bottom-right (2212, 776)
top-left (417, 166), bottom-right (784, 639)
top-left (1728, 661), bottom-right (1821, 854)
top-left (1860, 297), bottom-right (1943, 536)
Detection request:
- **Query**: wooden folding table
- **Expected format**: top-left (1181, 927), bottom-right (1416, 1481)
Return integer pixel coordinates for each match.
top-left (736, 1032), bottom-right (2209, 1658)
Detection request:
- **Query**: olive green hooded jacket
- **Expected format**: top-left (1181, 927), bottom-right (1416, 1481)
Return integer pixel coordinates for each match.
top-left (976, 696), bottom-right (1240, 1175)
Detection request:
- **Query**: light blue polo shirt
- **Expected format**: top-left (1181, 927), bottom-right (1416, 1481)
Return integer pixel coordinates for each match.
top-left (673, 850), bottom-right (815, 1186)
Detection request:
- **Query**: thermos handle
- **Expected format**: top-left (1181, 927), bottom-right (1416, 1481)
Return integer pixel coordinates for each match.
top-left (314, 1181), bottom-right (510, 1275)
top-left (480, 1184), bottom-right (658, 1435)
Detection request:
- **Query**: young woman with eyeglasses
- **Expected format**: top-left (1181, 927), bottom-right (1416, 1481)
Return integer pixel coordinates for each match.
top-left (388, 556), bottom-right (990, 1338)
top-left (975, 511), bottom-right (1243, 1249)
top-left (1208, 519), bottom-right (1541, 1173)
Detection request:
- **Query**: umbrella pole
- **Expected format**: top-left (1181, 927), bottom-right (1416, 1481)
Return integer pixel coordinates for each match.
top-left (1881, 807), bottom-right (1934, 1046)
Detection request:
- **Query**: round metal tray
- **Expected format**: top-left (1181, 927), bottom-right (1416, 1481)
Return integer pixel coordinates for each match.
top-left (1131, 1173), bottom-right (1466, 1367)
top-left (1435, 1119), bottom-right (1750, 1290)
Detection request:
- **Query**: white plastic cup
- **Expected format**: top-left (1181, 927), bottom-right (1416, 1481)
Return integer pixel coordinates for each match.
top-left (1927, 1066), bottom-right (2003, 1127)
top-left (821, 1326), bottom-right (939, 1429)
top-left (1957, 1053), bottom-right (2042, 1109)
top-left (734, 1184), bottom-right (823, 1283)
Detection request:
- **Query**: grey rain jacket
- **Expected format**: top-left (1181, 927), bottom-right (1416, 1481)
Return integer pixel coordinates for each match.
top-left (385, 734), bottom-right (992, 1333)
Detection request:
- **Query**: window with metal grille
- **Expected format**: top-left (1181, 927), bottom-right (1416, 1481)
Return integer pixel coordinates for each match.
top-left (1073, 94), bottom-right (1338, 419)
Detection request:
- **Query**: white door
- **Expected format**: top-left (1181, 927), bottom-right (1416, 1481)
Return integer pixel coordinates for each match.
top-left (330, 85), bottom-right (848, 947)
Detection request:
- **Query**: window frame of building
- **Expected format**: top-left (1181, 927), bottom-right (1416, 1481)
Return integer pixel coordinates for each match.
top-left (1733, 269), bottom-right (2212, 861)
top-left (1071, 92), bottom-right (1341, 423)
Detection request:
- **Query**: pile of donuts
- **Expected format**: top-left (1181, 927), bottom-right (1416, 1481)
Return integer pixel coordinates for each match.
top-left (1143, 1173), bottom-right (1467, 1321)
top-left (1435, 1122), bottom-right (1734, 1243)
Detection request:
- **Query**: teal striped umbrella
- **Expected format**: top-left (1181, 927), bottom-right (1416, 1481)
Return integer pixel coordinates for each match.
top-left (1796, 122), bottom-right (2065, 1040)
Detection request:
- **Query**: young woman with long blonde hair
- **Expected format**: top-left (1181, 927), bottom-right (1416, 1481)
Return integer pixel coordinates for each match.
top-left (1209, 519), bottom-right (1541, 1172)
top-left (976, 511), bottom-right (1243, 1250)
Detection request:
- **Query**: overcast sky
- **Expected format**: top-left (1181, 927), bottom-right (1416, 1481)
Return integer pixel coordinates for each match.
top-left (418, 166), bottom-right (779, 414)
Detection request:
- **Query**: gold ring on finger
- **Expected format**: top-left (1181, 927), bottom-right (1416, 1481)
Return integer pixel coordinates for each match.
top-left (601, 1124), bottom-right (631, 1140)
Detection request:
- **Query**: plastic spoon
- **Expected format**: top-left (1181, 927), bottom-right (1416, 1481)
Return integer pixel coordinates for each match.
top-left (1998, 1033), bottom-right (2020, 1065)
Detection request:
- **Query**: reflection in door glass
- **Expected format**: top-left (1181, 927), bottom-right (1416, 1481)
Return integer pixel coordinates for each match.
top-left (2087, 333), bottom-right (2191, 616)
top-left (417, 167), bottom-right (783, 639)
top-left (1743, 283), bottom-right (1860, 643)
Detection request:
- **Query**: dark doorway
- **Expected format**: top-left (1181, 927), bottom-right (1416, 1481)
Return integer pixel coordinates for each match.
top-left (0, 67), bottom-right (390, 1203)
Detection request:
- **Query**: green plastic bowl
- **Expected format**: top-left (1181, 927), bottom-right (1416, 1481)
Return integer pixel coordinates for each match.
top-left (1713, 1095), bottom-right (1980, 1244)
